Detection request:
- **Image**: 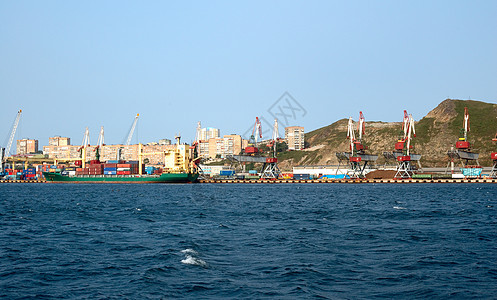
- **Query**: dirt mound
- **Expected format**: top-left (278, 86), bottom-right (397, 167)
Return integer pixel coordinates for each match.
top-left (365, 170), bottom-right (396, 179)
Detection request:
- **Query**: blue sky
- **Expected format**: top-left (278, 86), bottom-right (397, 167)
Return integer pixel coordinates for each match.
top-left (1, 1), bottom-right (496, 148)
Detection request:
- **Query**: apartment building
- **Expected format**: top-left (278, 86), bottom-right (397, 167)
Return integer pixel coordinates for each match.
top-left (16, 139), bottom-right (39, 155)
top-left (285, 126), bottom-right (305, 150)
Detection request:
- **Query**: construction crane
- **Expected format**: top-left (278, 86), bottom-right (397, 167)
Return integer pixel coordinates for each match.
top-left (447, 107), bottom-right (480, 170)
top-left (391, 111), bottom-right (421, 178)
top-left (1, 110), bottom-right (22, 175)
top-left (125, 114), bottom-right (139, 145)
top-left (336, 112), bottom-right (378, 178)
top-left (245, 117), bottom-right (262, 155)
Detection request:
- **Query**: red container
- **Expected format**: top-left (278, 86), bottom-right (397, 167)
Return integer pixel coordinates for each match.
top-left (117, 171), bottom-right (131, 175)
top-left (456, 141), bottom-right (470, 149)
top-left (395, 142), bottom-right (404, 150)
top-left (90, 160), bottom-right (101, 165)
top-left (75, 160), bottom-right (82, 166)
top-left (105, 163), bottom-right (117, 168)
top-left (117, 164), bottom-right (131, 168)
top-left (397, 156), bottom-right (411, 161)
top-left (266, 158), bottom-right (278, 163)
top-left (354, 143), bottom-right (364, 151)
top-left (491, 152), bottom-right (497, 160)
top-left (350, 156), bottom-right (362, 162)
top-left (245, 147), bottom-right (259, 154)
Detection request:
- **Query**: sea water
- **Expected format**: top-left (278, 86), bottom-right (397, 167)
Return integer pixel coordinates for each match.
top-left (1, 183), bottom-right (496, 298)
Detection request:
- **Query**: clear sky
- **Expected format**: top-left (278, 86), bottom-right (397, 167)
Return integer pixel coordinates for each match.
top-left (1, 1), bottom-right (496, 149)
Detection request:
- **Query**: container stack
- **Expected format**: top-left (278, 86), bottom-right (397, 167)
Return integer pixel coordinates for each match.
top-left (117, 163), bottom-right (131, 175)
top-left (126, 161), bottom-right (144, 174)
top-left (89, 164), bottom-right (103, 175)
top-left (22, 168), bottom-right (36, 180)
top-left (103, 163), bottom-right (117, 175)
top-left (76, 168), bottom-right (89, 175)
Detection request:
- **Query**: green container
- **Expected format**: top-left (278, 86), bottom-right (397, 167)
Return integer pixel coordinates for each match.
top-left (432, 174), bottom-right (452, 179)
top-left (412, 174), bottom-right (432, 179)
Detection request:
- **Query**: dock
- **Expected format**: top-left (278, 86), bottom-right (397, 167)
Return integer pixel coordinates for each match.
top-left (2, 178), bottom-right (497, 184)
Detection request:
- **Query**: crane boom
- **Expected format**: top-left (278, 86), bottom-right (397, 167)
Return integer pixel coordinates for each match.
top-left (97, 126), bottom-right (104, 147)
top-left (5, 110), bottom-right (22, 158)
top-left (126, 114), bottom-right (139, 145)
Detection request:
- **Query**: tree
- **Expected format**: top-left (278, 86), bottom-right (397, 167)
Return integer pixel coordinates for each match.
top-left (276, 141), bottom-right (288, 153)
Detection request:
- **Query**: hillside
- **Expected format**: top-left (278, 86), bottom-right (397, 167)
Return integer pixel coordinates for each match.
top-left (277, 99), bottom-right (497, 170)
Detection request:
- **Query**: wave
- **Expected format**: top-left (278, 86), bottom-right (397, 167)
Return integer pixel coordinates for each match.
top-left (181, 249), bottom-right (207, 267)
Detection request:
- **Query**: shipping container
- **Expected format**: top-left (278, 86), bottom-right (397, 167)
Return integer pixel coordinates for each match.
top-left (219, 170), bottom-right (235, 176)
top-left (293, 174), bottom-right (310, 180)
top-left (412, 174), bottom-right (432, 179)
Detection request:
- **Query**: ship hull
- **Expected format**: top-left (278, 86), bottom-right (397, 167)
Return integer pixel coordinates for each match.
top-left (43, 172), bottom-right (198, 183)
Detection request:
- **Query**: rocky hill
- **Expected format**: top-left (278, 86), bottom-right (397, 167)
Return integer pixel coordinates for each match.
top-left (277, 99), bottom-right (497, 170)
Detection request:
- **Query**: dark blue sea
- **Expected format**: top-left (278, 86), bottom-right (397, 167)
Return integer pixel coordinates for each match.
top-left (1, 183), bottom-right (496, 299)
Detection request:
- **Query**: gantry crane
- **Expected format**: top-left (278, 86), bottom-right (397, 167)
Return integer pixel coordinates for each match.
top-left (228, 117), bottom-right (281, 179)
top-left (260, 118), bottom-right (281, 179)
top-left (1, 110), bottom-right (22, 175)
top-left (389, 111), bottom-right (421, 178)
top-left (244, 117), bottom-right (262, 155)
top-left (490, 126), bottom-right (497, 178)
top-left (447, 107), bottom-right (480, 169)
top-left (336, 112), bottom-right (378, 178)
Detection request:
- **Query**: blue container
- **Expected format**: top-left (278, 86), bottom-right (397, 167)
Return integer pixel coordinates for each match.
top-left (107, 160), bottom-right (120, 164)
top-left (104, 171), bottom-right (117, 175)
top-left (220, 170), bottom-right (235, 176)
top-left (294, 174), bottom-right (310, 180)
top-left (249, 170), bottom-right (257, 174)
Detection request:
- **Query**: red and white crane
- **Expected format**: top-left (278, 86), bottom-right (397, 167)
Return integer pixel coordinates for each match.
top-left (446, 107), bottom-right (480, 170)
top-left (245, 117), bottom-right (263, 155)
top-left (490, 122), bottom-right (497, 178)
top-left (393, 111), bottom-right (421, 179)
top-left (337, 111), bottom-right (378, 178)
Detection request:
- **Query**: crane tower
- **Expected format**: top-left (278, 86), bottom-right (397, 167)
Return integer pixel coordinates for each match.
top-left (389, 110), bottom-right (421, 179)
top-left (335, 112), bottom-right (378, 178)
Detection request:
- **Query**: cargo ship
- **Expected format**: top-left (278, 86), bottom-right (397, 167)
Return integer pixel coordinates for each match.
top-left (43, 171), bottom-right (198, 183)
top-left (43, 142), bottom-right (199, 183)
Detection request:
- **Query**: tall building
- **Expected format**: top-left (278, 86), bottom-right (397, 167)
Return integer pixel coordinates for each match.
top-left (16, 139), bottom-right (39, 155)
top-left (49, 136), bottom-right (71, 146)
top-left (200, 127), bottom-right (220, 141)
top-left (285, 126), bottom-right (305, 150)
